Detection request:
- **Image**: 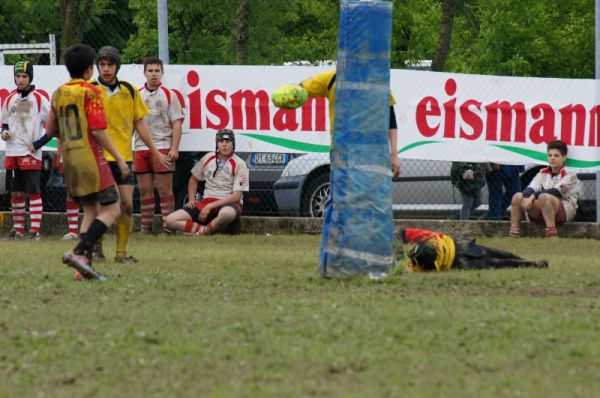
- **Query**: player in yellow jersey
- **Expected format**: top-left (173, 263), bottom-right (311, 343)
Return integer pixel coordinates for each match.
top-left (301, 69), bottom-right (400, 177)
top-left (400, 228), bottom-right (548, 272)
top-left (92, 46), bottom-right (170, 263)
top-left (44, 44), bottom-right (129, 281)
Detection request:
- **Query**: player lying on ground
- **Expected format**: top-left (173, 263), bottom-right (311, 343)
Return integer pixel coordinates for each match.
top-left (400, 227), bottom-right (548, 272)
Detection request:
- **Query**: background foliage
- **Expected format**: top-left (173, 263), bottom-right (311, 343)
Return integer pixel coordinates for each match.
top-left (0, 0), bottom-right (595, 76)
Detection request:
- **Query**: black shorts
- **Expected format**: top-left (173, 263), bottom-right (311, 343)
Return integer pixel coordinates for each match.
top-left (183, 203), bottom-right (242, 234)
top-left (72, 185), bottom-right (120, 207)
top-left (109, 161), bottom-right (134, 185)
top-left (6, 169), bottom-right (41, 194)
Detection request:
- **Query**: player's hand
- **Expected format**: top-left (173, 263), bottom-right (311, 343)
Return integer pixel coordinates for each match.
top-left (152, 151), bottom-right (172, 169)
top-left (199, 204), bottom-right (212, 223)
top-left (1, 131), bottom-right (12, 141)
top-left (167, 148), bottom-right (179, 162)
top-left (117, 159), bottom-right (130, 179)
top-left (391, 155), bottom-right (400, 178)
top-left (521, 196), bottom-right (534, 211)
top-left (27, 143), bottom-right (36, 152)
top-left (185, 199), bottom-right (196, 208)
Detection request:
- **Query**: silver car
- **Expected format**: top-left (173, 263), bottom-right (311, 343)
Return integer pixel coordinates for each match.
top-left (273, 153), bottom-right (597, 221)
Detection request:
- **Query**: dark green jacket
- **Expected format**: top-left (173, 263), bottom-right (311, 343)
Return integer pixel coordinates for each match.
top-left (450, 162), bottom-right (487, 196)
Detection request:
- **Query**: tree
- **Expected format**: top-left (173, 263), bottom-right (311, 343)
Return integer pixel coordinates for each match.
top-left (235, 0), bottom-right (250, 65)
top-left (58, 0), bottom-right (94, 62)
top-left (431, 0), bottom-right (456, 71)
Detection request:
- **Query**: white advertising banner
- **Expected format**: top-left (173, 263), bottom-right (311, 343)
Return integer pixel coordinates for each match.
top-left (1, 65), bottom-right (599, 168)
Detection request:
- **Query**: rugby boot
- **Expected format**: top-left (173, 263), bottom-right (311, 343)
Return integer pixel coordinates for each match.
top-left (62, 251), bottom-right (107, 281)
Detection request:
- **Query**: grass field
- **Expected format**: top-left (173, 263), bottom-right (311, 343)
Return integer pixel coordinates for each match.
top-left (1, 233), bottom-right (600, 397)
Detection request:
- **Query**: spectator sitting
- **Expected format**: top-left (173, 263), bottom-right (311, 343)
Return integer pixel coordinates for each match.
top-left (165, 129), bottom-right (249, 235)
top-left (509, 140), bottom-right (581, 238)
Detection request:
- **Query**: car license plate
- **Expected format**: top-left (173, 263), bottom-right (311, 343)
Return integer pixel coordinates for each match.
top-left (251, 153), bottom-right (290, 166)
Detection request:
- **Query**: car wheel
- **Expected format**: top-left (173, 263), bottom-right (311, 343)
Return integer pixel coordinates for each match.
top-left (301, 173), bottom-right (330, 218)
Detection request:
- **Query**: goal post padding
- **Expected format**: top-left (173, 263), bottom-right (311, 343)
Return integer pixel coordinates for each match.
top-left (320, 0), bottom-right (394, 277)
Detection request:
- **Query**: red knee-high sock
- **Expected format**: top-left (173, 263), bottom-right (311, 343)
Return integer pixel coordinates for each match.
top-left (12, 195), bottom-right (26, 234)
top-left (160, 195), bottom-right (174, 231)
top-left (140, 197), bottom-right (155, 232)
top-left (66, 199), bottom-right (80, 235)
top-left (28, 193), bottom-right (43, 233)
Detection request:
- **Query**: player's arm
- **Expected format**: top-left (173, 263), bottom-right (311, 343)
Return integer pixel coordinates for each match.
top-left (0, 123), bottom-right (11, 141)
top-left (168, 118), bottom-right (183, 162)
top-left (389, 105), bottom-right (400, 178)
top-left (92, 128), bottom-right (130, 179)
top-left (134, 118), bottom-right (171, 168)
top-left (186, 174), bottom-right (199, 208)
top-left (199, 191), bottom-right (243, 223)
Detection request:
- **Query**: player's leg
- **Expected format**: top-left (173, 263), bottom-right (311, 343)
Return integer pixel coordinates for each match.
top-left (24, 169), bottom-right (42, 240)
top-left (63, 187), bottom-right (120, 281)
top-left (459, 191), bottom-right (474, 220)
top-left (509, 192), bottom-right (525, 236)
top-left (456, 257), bottom-right (548, 270)
top-left (165, 207), bottom-right (201, 234)
top-left (536, 193), bottom-right (564, 236)
top-left (154, 172), bottom-right (175, 233)
top-left (7, 169), bottom-right (26, 239)
top-left (201, 205), bottom-right (240, 235)
top-left (115, 183), bottom-right (135, 262)
top-left (64, 194), bottom-right (80, 240)
top-left (136, 172), bottom-right (155, 234)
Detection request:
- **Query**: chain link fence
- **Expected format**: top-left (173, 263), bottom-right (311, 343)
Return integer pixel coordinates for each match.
top-left (0, 1), bottom-right (596, 222)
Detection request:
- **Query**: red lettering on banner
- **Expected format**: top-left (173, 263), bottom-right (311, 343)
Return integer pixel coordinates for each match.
top-left (230, 90), bottom-right (270, 131)
top-left (415, 97), bottom-right (440, 137)
top-left (443, 79), bottom-right (457, 138)
top-left (559, 104), bottom-right (586, 146)
top-left (0, 88), bottom-right (10, 108)
top-left (530, 103), bottom-right (556, 144)
top-left (588, 106), bottom-right (600, 147)
top-left (301, 97), bottom-right (326, 131)
top-left (416, 78), bottom-right (600, 147)
top-left (459, 99), bottom-right (483, 140)
top-left (187, 71), bottom-right (202, 129)
top-left (273, 109), bottom-right (299, 131)
top-left (206, 90), bottom-right (229, 129)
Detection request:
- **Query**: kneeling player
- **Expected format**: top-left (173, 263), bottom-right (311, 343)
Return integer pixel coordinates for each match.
top-left (165, 129), bottom-right (248, 235)
top-left (401, 227), bottom-right (548, 272)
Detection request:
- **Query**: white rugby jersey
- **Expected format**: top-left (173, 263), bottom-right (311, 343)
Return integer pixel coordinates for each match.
top-left (135, 84), bottom-right (185, 150)
top-left (527, 166), bottom-right (581, 221)
top-left (0, 89), bottom-right (49, 159)
top-left (191, 152), bottom-right (249, 203)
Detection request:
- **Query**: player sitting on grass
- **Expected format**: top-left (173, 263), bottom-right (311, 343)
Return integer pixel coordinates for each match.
top-left (509, 139), bottom-right (581, 238)
top-left (400, 227), bottom-right (548, 272)
top-left (165, 129), bottom-right (249, 236)
top-left (44, 44), bottom-right (130, 281)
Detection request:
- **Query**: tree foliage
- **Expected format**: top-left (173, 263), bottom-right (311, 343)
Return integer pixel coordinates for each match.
top-left (0, 0), bottom-right (595, 78)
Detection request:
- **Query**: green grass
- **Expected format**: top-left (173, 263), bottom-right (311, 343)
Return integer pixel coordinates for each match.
top-left (1, 234), bottom-right (600, 397)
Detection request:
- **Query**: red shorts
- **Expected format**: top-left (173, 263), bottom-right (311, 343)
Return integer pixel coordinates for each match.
top-left (5, 155), bottom-right (43, 171)
top-left (183, 197), bottom-right (243, 225)
top-left (134, 148), bottom-right (174, 173)
top-left (528, 202), bottom-right (567, 225)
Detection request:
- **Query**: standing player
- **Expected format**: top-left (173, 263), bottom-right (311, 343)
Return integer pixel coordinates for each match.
top-left (44, 44), bottom-right (130, 280)
top-left (136, 57), bottom-right (184, 234)
top-left (300, 69), bottom-right (401, 177)
top-left (165, 129), bottom-right (248, 236)
top-left (1, 61), bottom-right (49, 240)
top-left (93, 46), bottom-right (170, 263)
